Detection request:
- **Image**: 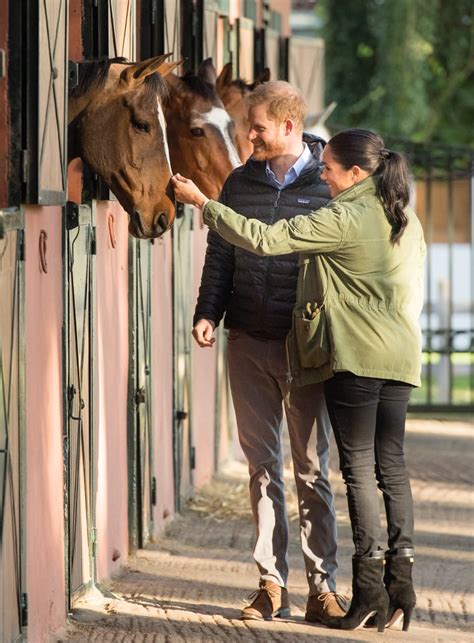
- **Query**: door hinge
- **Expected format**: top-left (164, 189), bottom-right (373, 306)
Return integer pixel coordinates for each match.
top-left (18, 229), bottom-right (25, 261)
top-left (151, 476), bottom-right (157, 506)
top-left (0, 49), bottom-right (6, 79)
top-left (21, 592), bottom-right (28, 626)
top-left (135, 387), bottom-right (146, 405)
top-left (191, 446), bottom-right (196, 470)
top-left (90, 226), bottom-right (97, 255)
top-left (91, 528), bottom-right (98, 558)
top-left (21, 150), bottom-right (29, 184)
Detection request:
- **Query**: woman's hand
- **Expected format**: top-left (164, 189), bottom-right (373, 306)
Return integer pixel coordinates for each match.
top-left (171, 174), bottom-right (209, 209)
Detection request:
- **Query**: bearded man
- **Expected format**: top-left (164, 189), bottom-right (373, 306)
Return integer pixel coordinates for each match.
top-left (192, 81), bottom-right (347, 624)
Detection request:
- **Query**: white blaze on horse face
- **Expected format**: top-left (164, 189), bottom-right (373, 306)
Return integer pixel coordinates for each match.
top-left (202, 107), bottom-right (241, 169)
top-left (157, 97), bottom-right (172, 172)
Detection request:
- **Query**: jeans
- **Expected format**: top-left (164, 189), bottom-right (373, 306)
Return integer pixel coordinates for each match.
top-left (227, 331), bottom-right (338, 593)
top-left (324, 372), bottom-right (414, 558)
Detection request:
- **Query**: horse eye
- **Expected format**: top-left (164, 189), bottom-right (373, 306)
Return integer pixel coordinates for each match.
top-left (133, 120), bottom-right (150, 133)
top-left (190, 127), bottom-right (205, 137)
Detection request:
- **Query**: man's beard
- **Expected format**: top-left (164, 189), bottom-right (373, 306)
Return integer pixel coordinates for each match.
top-left (252, 137), bottom-right (286, 160)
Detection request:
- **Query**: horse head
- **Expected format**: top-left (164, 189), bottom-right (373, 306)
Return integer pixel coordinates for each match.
top-left (68, 55), bottom-right (178, 239)
top-left (164, 59), bottom-right (242, 200)
top-left (216, 63), bottom-right (271, 163)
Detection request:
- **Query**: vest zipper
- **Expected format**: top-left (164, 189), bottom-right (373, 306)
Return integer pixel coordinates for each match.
top-left (258, 190), bottom-right (281, 330)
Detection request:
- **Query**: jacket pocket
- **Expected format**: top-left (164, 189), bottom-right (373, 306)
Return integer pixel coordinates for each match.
top-left (293, 303), bottom-right (330, 369)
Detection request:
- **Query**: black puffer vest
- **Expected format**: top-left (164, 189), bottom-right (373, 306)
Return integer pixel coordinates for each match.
top-left (193, 135), bottom-right (330, 339)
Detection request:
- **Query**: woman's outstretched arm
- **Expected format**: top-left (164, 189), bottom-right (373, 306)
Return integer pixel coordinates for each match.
top-left (171, 173), bottom-right (345, 256)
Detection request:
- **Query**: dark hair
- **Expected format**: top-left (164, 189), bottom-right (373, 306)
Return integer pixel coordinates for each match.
top-left (327, 128), bottom-right (410, 244)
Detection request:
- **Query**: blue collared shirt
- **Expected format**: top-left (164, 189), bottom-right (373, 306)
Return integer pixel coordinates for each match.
top-left (265, 143), bottom-right (313, 189)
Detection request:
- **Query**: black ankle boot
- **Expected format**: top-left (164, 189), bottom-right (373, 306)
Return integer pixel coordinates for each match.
top-left (326, 551), bottom-right (389, 631)
top-left (385, 548), bottom-right (416, 631)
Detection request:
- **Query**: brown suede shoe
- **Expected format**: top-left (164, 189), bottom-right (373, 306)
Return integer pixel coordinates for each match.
top-left (241, 580), bottom-right (291, 621)
top-left (305, 592), bottom-right (349, 624)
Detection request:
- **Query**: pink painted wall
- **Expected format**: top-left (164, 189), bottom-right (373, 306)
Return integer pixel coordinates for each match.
top-left (270, 0), bottom-right (291, 37)
top-left (95, 201), bottom-right (130, 579)
top-left (25, 206), bottom-right (66, 642)
top-left (151, 233), bottom-right (175, 531)
top-left (229, 0), bottom-right (291, 35)
top-left (191, 212), bottom-right (218, 488)
top-left (229, 0), bottom-right (240, 24)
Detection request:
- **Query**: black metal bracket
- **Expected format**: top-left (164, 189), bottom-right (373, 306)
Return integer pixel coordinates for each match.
top-left (68, 60), bottom-right (79, 93)
top-left (65, 201), bottom-right (79, 230)
top-left (21, 592), bottom-right (28, 627)
top-left (176, 202), bottom-right (185, 219)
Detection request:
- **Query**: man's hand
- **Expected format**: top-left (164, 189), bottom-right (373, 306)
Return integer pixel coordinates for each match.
top-left (171, 173), bottom-right (209, 209)
top-left (192, 318), bottom-right (216, 348)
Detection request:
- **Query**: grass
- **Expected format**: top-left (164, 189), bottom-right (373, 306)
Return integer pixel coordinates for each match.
top-left (411, 374), bottom-right (473, 405)
top-left (408, 352), bottom-right (473, 406)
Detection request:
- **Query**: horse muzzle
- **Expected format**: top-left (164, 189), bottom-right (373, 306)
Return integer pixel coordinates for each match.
top-left (129, 209), bottom-right (171, 239)
top-left (153, 212), bottom-right (169, 236)
top-left (129, 210), bottom-right (147, 238)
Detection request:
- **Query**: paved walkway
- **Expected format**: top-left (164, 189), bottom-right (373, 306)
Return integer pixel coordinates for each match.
top-left (55, 418), bottom-right (473, 642)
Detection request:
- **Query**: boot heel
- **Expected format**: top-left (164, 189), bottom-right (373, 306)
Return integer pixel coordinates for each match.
top-left (384, 550), bottom-right (416, 632)
top-left (276, 607), bottom-right (291, 619)
top-left (376, 610), bottom-right (386, 633)
top-left (402, 607), bottom-right (413, 632)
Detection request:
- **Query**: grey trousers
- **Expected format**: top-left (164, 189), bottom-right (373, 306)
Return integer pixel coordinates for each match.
top-left (227, 330), bottom-right (338, 594)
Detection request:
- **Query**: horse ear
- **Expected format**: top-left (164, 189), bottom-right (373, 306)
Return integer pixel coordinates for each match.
top-left (156, 60), bottom-right (182, 77)
top-left (163, 72), bottom-right (182, 93)
top-left (121, 53), bottom-right (173, 86)
top-left (254, 67), bottom-right (271, 86)
top-left (198, 58), bottom-right (217, 85)
top-left (216, 62), bottom-right (233, 92)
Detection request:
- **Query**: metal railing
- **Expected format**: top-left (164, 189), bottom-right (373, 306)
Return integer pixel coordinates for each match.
top-left (386, 139), bottom-right (473, 412)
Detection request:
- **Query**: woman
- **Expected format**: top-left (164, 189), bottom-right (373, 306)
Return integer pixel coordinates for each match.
top-left (172, 128), bottom-right (425, 632)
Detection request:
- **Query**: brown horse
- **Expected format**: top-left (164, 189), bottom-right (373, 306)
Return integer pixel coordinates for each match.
top-left (164, 59), bottom-right (242, 200)
top-left (216, 63), bottom-right (270, 163)
top-left (68, 55), bottom-right (178, 239)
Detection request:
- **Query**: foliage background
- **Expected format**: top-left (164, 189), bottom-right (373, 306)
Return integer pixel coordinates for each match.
top-left (316, 0), bottom-right (474, 147)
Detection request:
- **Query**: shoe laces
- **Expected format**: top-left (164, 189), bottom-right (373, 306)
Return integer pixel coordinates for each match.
top-left (317, 591), bottom-right (346, 610)
top-left (244, 582), bottom-right (279, 605)
top-left (243, 588), bottom-right (263, 605)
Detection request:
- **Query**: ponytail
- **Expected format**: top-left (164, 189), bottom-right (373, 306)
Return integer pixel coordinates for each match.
top-left (376, 150), bottom-right (410, 245)
top-left (328, 129), bottom-right (412, 245)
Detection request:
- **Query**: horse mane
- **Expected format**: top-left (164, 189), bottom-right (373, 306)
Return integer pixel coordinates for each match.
top-left (70, 56), bottom-right (169, 101)
top-left (180, 71), bottom-right (218, 100)
top-left (230, 78), bottom-right (251, 93)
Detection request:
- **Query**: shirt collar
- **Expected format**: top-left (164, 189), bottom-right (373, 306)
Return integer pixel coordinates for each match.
top-left (265, 142), bottom-right (313, 187)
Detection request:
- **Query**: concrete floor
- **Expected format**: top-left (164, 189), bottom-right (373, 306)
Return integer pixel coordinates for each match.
top-left (54, 418), bottom-right (473, 642)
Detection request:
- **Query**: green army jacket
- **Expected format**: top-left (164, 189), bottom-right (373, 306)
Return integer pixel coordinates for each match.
top-left (203, 176), bottom-right (426, 387)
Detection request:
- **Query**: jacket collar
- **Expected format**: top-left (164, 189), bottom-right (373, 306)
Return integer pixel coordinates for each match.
top-left (332, 175), bottom-right (379, 203)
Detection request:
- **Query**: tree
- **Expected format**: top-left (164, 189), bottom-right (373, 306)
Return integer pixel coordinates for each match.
top-left (317, 0), bottom-right (473, 146)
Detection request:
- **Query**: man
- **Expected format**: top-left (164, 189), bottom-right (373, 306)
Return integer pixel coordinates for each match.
top-left (192, 81), bottom-right (346, 623)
